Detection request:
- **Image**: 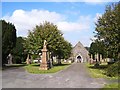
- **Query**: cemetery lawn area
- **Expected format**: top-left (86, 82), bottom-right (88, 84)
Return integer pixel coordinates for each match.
top-left (100, 83), bottom-right (119, 90)
top-left (86, 63), bottom-right (119, 89)
top-left (86, 63), bottom-right (118, 79)
top-left (24, 63), bottom-right (71, 74)
top-left (86, 63), bottom-right (108, 78)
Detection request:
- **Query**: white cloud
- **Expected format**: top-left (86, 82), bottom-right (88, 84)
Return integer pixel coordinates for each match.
top-left (57, 21), bottom-right (88, 32)
top-left (94, 13), bottom-right (102, 23)
top-left (57, 20), bottom-right (90, 32)
top-left (2, 9), bottom-right (65, 36)
top-left (2, 9), bottom-right (91, 37)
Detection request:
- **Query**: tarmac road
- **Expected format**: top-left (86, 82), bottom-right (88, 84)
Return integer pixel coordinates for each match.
top-left (2, 63), bottom-right (108, 88)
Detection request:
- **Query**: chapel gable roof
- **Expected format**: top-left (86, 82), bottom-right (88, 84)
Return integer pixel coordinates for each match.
top-left (72, 41), bottom-right (89, 55)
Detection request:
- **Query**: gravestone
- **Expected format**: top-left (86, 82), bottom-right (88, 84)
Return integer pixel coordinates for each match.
top-left (64, 59), bottom-right (67, 63)
top-left (100, 54), bottom-right (104, 62)
top-left (7, 53), bottom-right (13, 64)
top-left (97, 53), bottom-right (99, 61)
top-left (53, 57), bottom-right (57, 62)
top-left (39, 40), bottom-right (49, 70)
top-left (95, 54), bottom-right (97, 62)
top-left (90, 54), bottom-right (93, 64)
top-left (68, 60), bottom-right (72, 63)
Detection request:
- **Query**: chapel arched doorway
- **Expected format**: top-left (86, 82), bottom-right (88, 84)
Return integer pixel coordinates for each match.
top-left (75, 54), bottom-right (83, 63)
top-left (77, 56), bottom-right (81, 63)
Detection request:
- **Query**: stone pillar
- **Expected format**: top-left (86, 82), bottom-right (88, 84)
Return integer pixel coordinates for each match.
top-left (95, 54), bottom-right (97, 62)
top-left (39, 40), bottom-right (49, 70)
top-left (100, 54), bottom-right (103, 62)
top-left (90, 54), bottom-right (93, 64)
top-left (97, 53), bottom-right (99, 61)
top-left (26, 54), bottom-right (30, 64)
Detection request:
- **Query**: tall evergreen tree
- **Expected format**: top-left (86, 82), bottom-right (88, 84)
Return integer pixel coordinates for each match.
top-left (12, 37), bottom-right (27, 63)
top-left (1, 20), bottom-right (17, 66)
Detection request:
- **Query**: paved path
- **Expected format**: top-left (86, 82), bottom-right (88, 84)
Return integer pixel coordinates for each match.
top-left (2, 63), bottom-right (108, 88)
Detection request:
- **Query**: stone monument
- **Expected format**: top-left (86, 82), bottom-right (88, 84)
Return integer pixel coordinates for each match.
top-left (26, 54), bottom-right (30, 64)
top-left (39, 40), bottom-right (49, 70)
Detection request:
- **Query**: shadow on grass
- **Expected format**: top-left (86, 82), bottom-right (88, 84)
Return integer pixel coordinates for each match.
top-left (88, 64), bottom-right (108, 70)
top-left (30, 64), bottom-right (40, 66)
top-left (53, 63), bottom-right (71, 66)
top-left (2, 64), bottom-right (27, 70)
top-left (30, 63), bottom-right (70, 67)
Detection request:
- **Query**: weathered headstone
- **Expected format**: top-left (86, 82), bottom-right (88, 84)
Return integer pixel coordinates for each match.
top-left (64, 59), bottom-right (67, 63)
top-left (53, 57), bottom-right (57, 62)
top-left (106, 58), bottom-right (110, 62)
top-left (39, 40), bottom-right (49, 70)
top-left (95, 54), bottom-right (97, 61)
top-left (97, 53), bottom-right (99, 61)
top-left (7, 53), bottom-right (13, 64)
top-left (68, 60), bottom-right (72, 63)
top-left (100, 54), bottom-right (103, 62)
top-left (90, 54), bottom-right (93, 64)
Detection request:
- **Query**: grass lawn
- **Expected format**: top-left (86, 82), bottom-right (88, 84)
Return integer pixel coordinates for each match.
top-left (24, 63), bottom-right (71, 74)
top-left (101, 83), bottom-right (120, 90)
top-left (100, 83), bottom-right (119, 90)
top-left (86, 63), bottom-right (119, 89)
top-left (86, 63), bottom-right (118, 79)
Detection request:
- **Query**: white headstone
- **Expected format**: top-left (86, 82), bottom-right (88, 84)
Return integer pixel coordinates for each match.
top-left (8, 53), bottom-right (13, 64)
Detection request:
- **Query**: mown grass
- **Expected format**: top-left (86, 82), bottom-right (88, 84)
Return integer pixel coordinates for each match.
top-left (24, 63), bottom-right (71, 74)
top-left (100, 83), bottom-right (119, 90)
top-left (86, 63), bottom-right (119, 89)
top-left (86, 63), bottom-right (118, 79)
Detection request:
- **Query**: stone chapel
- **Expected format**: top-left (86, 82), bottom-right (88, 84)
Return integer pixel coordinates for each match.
top-left (70, 41), bottom-right (90, 63)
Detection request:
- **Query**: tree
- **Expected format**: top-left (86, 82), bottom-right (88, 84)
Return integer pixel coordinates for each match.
top-left (89, 40), bottom-right (106, 60)
top-left (12, 37), bottom-right (27, 64)
top-left (24, 21), bottom-right (72, 64)
top-left (94, 2), bottom-right (120, 60)
top-left (55, 37), bottom-right (72, 64)
top-left (1, 20), bottom-right (17, 66)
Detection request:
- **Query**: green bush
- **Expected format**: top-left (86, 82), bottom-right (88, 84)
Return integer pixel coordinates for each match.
top-left (106, 61), bottom-right (120, 77)
top-left (13, 56), bottom-right (22, 64)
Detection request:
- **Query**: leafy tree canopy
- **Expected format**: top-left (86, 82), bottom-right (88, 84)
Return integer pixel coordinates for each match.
top-left (94, 2), bottom-right (120, 60)
top-left (24, 21), bottom-right (72, 60)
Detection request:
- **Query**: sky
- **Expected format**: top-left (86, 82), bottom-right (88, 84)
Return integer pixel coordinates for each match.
top-left (1, 0), bottom-right (119, 47)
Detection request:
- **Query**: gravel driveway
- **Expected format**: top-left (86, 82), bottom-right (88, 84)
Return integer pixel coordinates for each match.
top-left (2, 63), bottom-right (108, 88)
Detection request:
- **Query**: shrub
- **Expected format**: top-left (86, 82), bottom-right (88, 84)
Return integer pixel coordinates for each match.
top-left (94, 61), bottom-right (100, 68)
top-left (13, 56), bottom-right (22, 64)
top-left (106, 61), bottom-right (120, 77)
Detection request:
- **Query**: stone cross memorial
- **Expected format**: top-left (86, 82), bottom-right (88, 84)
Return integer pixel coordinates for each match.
top-left (39, 40), bottom-right (49, 70)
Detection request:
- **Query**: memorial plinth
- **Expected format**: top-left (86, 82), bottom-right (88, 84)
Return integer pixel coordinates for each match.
top-left (39, 40), bottom-right (49, 70)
